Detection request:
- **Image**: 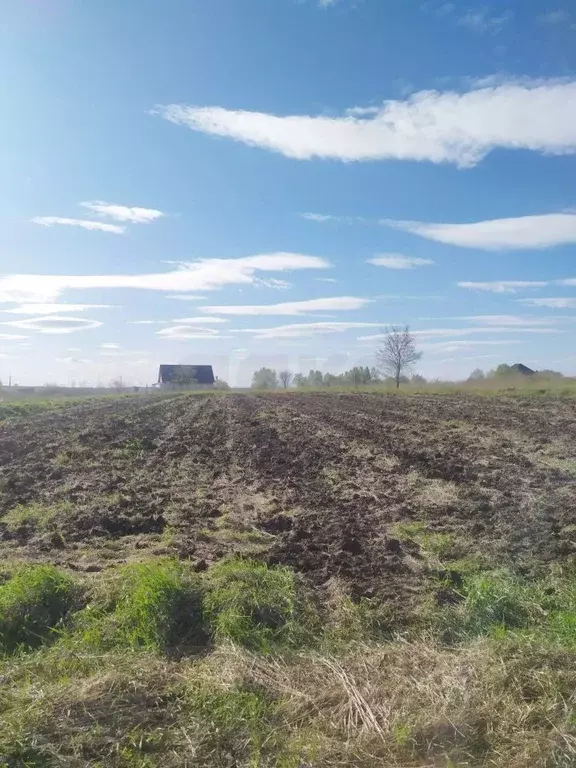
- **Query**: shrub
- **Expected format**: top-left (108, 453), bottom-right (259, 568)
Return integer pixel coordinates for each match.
top-left (0, 565), bottom-right (75, 654)
top-left (203, 559), bottom-right (316, 652)
top-left (77, 560), bottom-right (204, 651)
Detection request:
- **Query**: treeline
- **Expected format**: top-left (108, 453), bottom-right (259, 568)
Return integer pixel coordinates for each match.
top-left (251, 366), bottom-right (427, 390)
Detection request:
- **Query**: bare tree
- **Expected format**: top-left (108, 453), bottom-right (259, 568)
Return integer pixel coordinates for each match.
top-left (278, 370), bottom-right (293, 389)
top-left (109, 376), bottom-right (126, 392)
top-left (376, 325), bottom-right (422, 389)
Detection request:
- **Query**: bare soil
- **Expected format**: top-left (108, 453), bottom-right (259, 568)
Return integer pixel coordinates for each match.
top-left (1, 392), bottom-right (575, 613)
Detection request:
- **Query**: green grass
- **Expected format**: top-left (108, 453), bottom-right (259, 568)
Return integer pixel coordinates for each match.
top-left (75, 560), bottom-right (204, 652)
top-left (2, 501), bottom-right (73, 534)
top-left (391, 520), bottom-right (461, 559)
top-left (203, 558), bottom-right (317, 652)
top-left (0, 560), bottom-right (574, 765)
top-left (436, 569), bottom-right (576, 647)
top-left (0, 565), bottom-right (76, 655)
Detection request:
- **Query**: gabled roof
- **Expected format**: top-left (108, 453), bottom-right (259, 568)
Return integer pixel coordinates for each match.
top-left (510, 363), bottom-right (535, 376)
top-left (158, 365), bottom-right (215, 385)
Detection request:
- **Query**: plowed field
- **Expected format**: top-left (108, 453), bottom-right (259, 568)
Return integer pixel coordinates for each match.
top-left (2, 392), bottom-right (575, 614)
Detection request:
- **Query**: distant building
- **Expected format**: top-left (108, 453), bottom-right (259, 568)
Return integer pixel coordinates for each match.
top-left (157, 364), bottom-right (215, 390)
top-left (510, 363), bottom-right (535, 376)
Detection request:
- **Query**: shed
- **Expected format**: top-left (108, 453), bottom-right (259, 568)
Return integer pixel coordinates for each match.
top-left (158, 365), bottom-right (215, 389)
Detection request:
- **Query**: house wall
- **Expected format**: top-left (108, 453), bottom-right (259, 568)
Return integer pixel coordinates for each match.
top-left (160, 382), bottom-right (214, 391)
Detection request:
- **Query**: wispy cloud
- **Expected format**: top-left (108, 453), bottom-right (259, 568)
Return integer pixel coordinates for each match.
top-left (157, 326), bottom-right (230, 340)
top-left (458, 281), bottom-right (549, 293)
top-left (128, 320), bottom-right (168, 325)
top-left (1, 303), bottom-right (112, 315)
top-left (173, 317), bottom-right (229, 324)
top-left (358, 326), bottom-right (560, 341)
top-left (0, 333), bottom-right (28, 340)
top-left (100, 343), bottom-right (120, 349)
top-left (537, 9), bottom-right (571, 24)
top-left (518, 298), bottom-right (576, 309)
top-left (3, 316), bottom-right (103, 334)
top-left (315, 277), bottom-right (339, 283)
top-left (55, 357), bottom-right (93, 364)
top-left (368, 254), bottom-right (434, 269)
top-left (164, 295), bottom-right (207, 301)
top-left (457, 7), bottom-right (513, 34)
top-left (235, 321), bottom-right (381, 339)
top-left (0, 253), bottom-right (329, 304)
top-left (385, 213), bottom-right (576, 250)
top-left (300, 212), bottom-right (338, 222)
top-left (80, 201), bottom-right (166, 224)
top-left (419, 340), bottom-right (524, 354)
top-left (31, 217), bottom-right (125, 235)
top-left (460, 315), bottom-right (556, 326)
top-left (157, 78), bottom-right (576, 168)
top-left (200, 296), bottom-right (371, 316)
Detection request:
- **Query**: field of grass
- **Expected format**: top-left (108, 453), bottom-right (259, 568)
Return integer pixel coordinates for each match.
top-left (0, 391), bottom-right (575, 766)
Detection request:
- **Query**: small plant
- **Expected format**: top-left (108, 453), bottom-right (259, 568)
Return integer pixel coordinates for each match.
top-left (77, 559), bottom-right (204, 651)
top-left (0, 565), bottom-right (76, 654)
top-left (2, 501), bottom-right (72, 535)
top-left (392, 521), bottom-right (459, 559)
top-left (204, 558), bottom-right (317, 652)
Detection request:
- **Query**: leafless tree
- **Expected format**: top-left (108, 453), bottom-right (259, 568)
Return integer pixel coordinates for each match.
top-left (279, 370), bottom-right (293, 389)
top-left (109, 376), bottom-right (126, 392)
top-left (376, 325), bottom-right (422, 389)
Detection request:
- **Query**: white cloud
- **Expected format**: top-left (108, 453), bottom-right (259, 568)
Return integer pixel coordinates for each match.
top-left (358, 326), bottom-right (560, 341)
top-left (368, 254), bottom-right (434, 269)
top-left (201, 296), bottom-right (370, 316)
top-left (254, 278), bottom-right (292, 290)
top-left (418, 340), bottom-right (525, 354)
top-left (164, 295), bottom-right (207, 301)
top-left (458, 280), bottom-right (549, 293)
top-left (55, 357), bottom-right (93, 364)
top-left (537, 10), bottom-right (571, 24)
top-left (100, 343), bottom-right (121, 349)
top-left (32, 217), bottom-right (125, 234)
top-left (461, 315), bottom-right (555, 326)
top-left (386, 213), bottom-right (576, 250)
top-left (129, 320), bottom-right (168, 325)
top-left (1, 303), bottom-right (112, 315)
top-left (157, 79), bottom-right (576, 168)
top-left (3, 316), bottom-right (103, 334)
top-left (235, 321), bottom-right (382, 339)
top-left (80, 201), bottom-right (166, 224)
top-left (0, 333), bottom-right (28, 340)
top-left (173, 317), bottom-right (229, 324)
top-left (315, 277), bottom-right (338, 283)
top-left (518, 298), bottom-right (576, 309)
top-left (0, 253), bottom-right (330, 304)
top-left (157, 325), bottom-right (230, 340)
top-left (457, 7), bottom-right (513, 34)
top-left (301, 213), bottom-right (339, 222)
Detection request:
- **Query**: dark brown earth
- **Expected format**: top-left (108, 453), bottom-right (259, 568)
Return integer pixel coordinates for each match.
top-left (1, 392), bottom-right (575, 610)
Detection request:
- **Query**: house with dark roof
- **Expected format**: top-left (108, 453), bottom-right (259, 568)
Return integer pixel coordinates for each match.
top-left (157, 365), bottom-right (215, 390)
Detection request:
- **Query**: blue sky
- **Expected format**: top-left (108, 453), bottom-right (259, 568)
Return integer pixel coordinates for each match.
top-left (1, 0), bottom-right (576, 386)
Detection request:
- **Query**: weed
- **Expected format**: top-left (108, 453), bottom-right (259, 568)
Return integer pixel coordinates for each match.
top-left (204, 558), bottom-right (317, 652)
top-left (392, 520), bottom-right (461, 559)
top-left (76, 560), bottom-right (204, 651)
top-left (2, 501), bottom-right (73, 535)
top-left (0, 565), bottom-right (76, 654)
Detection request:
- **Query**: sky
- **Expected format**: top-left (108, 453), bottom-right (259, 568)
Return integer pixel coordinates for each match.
top-left (1, 0), bottom-right (576, 387)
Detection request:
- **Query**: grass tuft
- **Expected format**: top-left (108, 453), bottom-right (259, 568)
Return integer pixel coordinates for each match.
top-left (76, 559), bottom-right (204, 652)
top-left (203, 558), bottom-right (316, 652)
top-left (0, 565), bottom-right (76, 654)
